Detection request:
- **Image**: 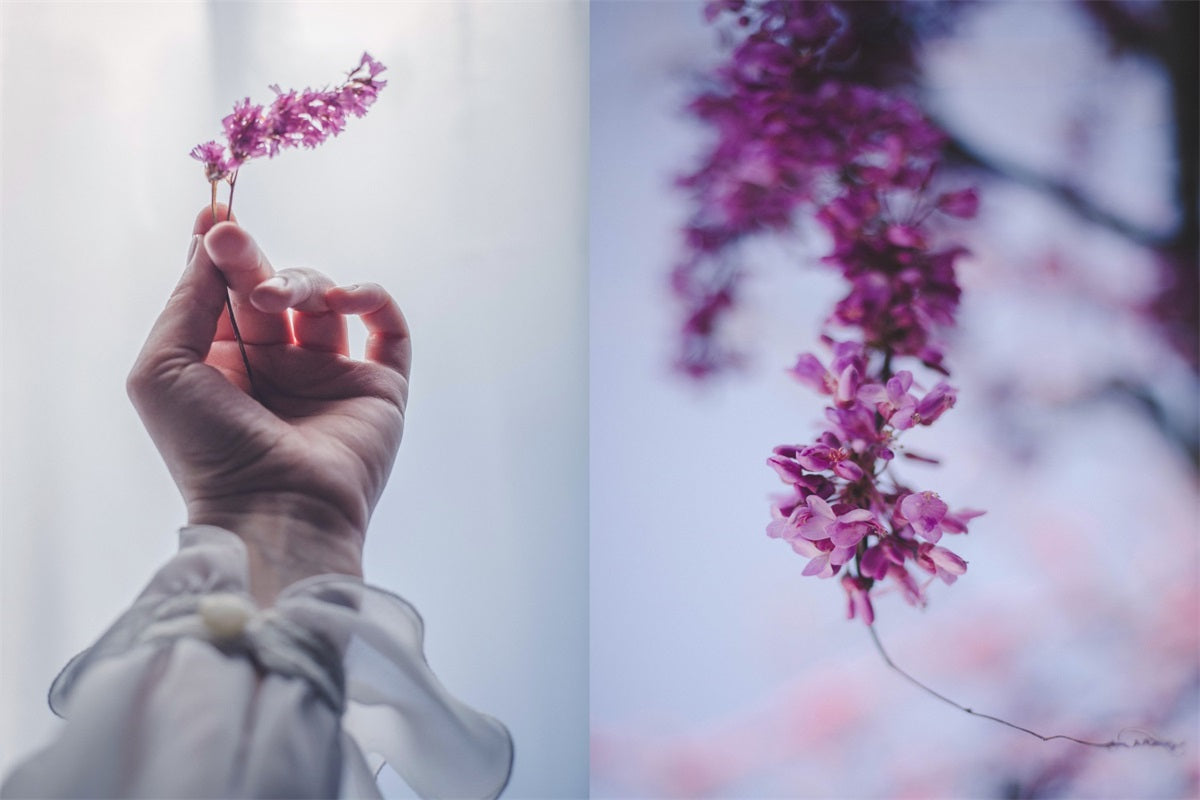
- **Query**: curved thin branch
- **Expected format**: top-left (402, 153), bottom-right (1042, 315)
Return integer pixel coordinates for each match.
top-left (867, 624), bottom-right (1183, 752)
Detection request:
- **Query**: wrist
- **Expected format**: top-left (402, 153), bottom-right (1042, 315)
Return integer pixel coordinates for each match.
top-left (188, 492), bottom-right (365, 605)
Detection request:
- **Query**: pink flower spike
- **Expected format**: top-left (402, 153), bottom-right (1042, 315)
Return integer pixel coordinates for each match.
top-left (190, 52), bottom-right (386, 181)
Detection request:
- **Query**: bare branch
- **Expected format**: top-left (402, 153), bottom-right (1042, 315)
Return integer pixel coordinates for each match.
top-left (868, 624), bottom-right (1183, 752)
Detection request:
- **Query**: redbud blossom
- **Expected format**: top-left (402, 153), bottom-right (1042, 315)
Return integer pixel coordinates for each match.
top-left (676, 0), bottom-right (984, 621)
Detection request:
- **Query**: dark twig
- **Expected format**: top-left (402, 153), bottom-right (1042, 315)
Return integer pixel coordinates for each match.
top-left (867, 624), bottom-right (1182, 752)
top-left (209, 176), bottom-right (262, 402)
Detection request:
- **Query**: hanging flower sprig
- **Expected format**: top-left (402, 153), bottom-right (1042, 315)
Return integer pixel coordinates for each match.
top-left (676, 0), bottom-right (1177, 753)
top-left (188, 52), bottom-right (387, 397)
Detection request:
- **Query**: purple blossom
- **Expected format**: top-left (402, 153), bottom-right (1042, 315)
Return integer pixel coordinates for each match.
top-left (859, 371), bottom-right (919, 429)
top-left (913, 381), bottom-right (956, 425)
top-left (222, 98), bottom-right (271, 166)
top-left (915, 542), bottom-right (968, 585)
top-left (897, 491), bottom-right (949, 542)
top-left (789, 342), bottom-right (865, 406)
top-left (797, 538), bottom-right (850, 579)
top-left (841, 574), bottom-right (875, 625)
top-left (860, 538), bottom-right (905, 580)
top-left (188, 140), bottom-right (229, 182)
top-left (675, 1), bottom-right (984, 622)
top-left (796, 441), bottom-right (864, 482)
top-left (190, 52), bottom-right (387, 184)
top-left (795, 495), bottom-right (877, 547)
top-left (937, 187), bottom-right (980, 218)
top-left (942, 507), bottom-right (986, 534)
top-left (886, 562), bottom-right (926, 608)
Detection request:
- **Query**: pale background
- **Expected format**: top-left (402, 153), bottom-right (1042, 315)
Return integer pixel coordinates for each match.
top-left (591, 2), bottom-right (1198, 797)
top-left (1, 2), bottom-right (587, 798)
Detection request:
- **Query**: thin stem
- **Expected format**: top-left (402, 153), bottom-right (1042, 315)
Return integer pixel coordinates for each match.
top-left (223, 291), bottom-right (260, 401)
top-left (227, 170), bottom-right (239, 213)
top-left (211, 172), bottom-right (262, 402)
top-left (866, 624), bottom-right (1182, 752)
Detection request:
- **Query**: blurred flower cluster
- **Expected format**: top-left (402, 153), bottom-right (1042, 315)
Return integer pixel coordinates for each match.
top-left (676, 0), bottom-right (984, 621)
top-left (190, 52), bottom-right (387, 185)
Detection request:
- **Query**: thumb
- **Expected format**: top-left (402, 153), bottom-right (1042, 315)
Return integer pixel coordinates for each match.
top-left (127, 233), bottom-right (228, 402)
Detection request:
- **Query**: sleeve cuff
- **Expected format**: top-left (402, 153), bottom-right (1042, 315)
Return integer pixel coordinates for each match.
top-left (46, 525), bottom-right (513, 800)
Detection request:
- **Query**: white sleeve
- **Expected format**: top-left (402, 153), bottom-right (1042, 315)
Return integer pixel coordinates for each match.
top-left (1, 525), bottom-right (513, 800)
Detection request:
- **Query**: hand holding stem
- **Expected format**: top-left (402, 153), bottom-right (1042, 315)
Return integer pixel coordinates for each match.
top-left (128, 206), bottom-right (412, 605)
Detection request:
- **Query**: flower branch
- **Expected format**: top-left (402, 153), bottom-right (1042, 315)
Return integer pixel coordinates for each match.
top-left (677, 0), bottom-right (1180, 753)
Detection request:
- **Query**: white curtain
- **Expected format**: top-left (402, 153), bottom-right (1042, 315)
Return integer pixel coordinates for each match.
top-left (0, 3), bottom-right (587, 797)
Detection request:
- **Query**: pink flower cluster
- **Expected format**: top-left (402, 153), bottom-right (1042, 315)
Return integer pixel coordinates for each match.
top-left (767, 341), bottom-right (984, 622)
top-left (190, 52), bottom-right (387, 183)
top-left (674, 1), bottom-right (978, 376)
top-left (677, 1), bottom-right (983, 622)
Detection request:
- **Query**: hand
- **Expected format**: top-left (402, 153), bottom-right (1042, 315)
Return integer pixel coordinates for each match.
top-left (128, 207), bottom-right (411, 603)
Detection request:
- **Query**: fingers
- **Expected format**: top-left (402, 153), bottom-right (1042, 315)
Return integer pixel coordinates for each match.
top-left (326, 283), bottom-right (412, 379)
top-left (252, 268), bottom-right (348, 354)
top-left (186, 205), bottom-right (409, 374)
top-left (203, 222), bottom-right (290, 345)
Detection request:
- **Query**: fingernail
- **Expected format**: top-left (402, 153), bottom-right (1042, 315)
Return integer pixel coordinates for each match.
top-left (342, 284), bottom-right (361, 292)
top-left (260, 275), bottom-right (289, 290)
top-left (186, 235), bottom-right (201, 263)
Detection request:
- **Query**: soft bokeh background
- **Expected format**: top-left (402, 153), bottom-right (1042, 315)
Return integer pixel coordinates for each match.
top-left (591, 2), bottom-right (1198, 797)
top-left (0, 3), bottom-right (587, 797)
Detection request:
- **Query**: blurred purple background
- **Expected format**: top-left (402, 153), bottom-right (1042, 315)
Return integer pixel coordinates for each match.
top-left (590, 2), bottom-right (1198, 797)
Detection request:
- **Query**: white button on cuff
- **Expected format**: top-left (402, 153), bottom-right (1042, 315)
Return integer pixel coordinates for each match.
top-left (198, 593), bottom-right (256, 640)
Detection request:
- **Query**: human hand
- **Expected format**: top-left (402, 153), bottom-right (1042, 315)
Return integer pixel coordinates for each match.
top-left (128, 207), bottom-right (411, 603)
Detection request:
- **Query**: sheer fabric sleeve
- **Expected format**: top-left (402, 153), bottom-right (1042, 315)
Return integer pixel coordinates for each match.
top-left (0, 525), bottom-right (513, 800)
